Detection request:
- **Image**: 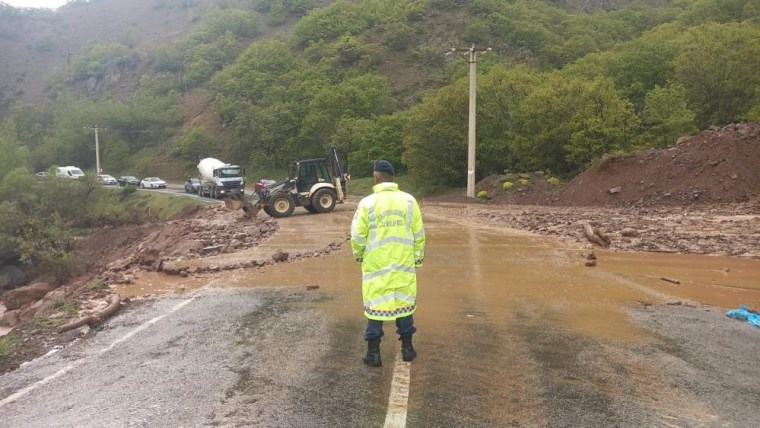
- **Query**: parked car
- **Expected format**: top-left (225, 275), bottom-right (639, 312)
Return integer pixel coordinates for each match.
top-left (97, 174), bottom-right (118, 185)
top-left (184, 177), bottom-right (201, 194)
top-left (118, 176), bottom-right (140, 187)
top-left (140, 177), bottom-right (167, 189)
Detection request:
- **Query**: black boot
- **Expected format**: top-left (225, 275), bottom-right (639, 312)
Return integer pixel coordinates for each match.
top-left (400, 335), bottom-right (416, 362)
top-left (363, 338), bottom-right (382, 367)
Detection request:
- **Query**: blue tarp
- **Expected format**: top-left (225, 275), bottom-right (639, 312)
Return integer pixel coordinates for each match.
top-left (725, 305), bottom-right (760, 328)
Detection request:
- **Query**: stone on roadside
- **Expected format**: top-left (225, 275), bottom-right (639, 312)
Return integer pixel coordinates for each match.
top-left (272, 250), bottom-right (289, 262)
top-left (621, 228), bottom-right (639, 237)
top-left (585, 260), bottom-right (597, 267)
top-left (609, 186), bottom-right (622, 194)
top-left (0, 309), bottom-right (20, 327)
top-left (1, 282), bottom-right (52, 310)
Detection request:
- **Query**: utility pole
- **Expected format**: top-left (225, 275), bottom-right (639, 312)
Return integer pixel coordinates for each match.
top-left (449, 44), bottom-right (491, 198)
top-left (84, 126), bottom-right (103, 174)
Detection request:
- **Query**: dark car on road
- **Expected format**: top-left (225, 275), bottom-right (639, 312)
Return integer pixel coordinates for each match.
top-left (117, 176), bottom-right (140, 187)
top-left (184, 177), bottom-right (201, 194)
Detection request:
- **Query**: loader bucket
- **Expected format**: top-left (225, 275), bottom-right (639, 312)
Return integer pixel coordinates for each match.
top-left (223, 197), bottom-right (263, 218)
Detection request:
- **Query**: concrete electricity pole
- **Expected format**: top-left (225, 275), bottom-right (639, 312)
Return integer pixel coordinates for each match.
top-left (449, 45), bottom-right (491, 198)
top-left (84, 126), bottom-right (102, 174)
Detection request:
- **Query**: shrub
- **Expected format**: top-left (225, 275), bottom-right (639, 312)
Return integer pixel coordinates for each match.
top-left (0, 333), bottom-right (19, 358)
top-left (86, 278), bottom-right (108, 290)
top-left (477, 190), bottom-right (489, 199)
top-left (502, 181), bottom-right (514, 191)
top-left (519, 178), bottom-right (529, 186)
top-left (547, 177), bottom-right (560, 186)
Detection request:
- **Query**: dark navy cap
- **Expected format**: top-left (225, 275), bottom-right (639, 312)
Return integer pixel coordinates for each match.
top-left (373, 160), bottom-right (395, 175)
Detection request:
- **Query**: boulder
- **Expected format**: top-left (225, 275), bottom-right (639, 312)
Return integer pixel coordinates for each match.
top-left (0, 309), bottom-right (20, 327)
top-left (1, 282), bottom-right (52, 310)
top-left (161, 262), bottom-right (182, 276)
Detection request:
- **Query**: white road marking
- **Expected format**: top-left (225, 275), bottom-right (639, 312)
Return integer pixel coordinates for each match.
top-left (383, 353), bottom-right (412, 428)
top-left (0, 295), bottom-right (197, 407)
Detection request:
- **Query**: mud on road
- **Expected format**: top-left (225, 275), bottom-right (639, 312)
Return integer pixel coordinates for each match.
top-left (1, 199), bottom-right (760, 426)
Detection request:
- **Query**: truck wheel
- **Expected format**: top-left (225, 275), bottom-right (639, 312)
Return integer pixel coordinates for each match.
top-left (311, 188), bottom-right (336, 213)
top-left (268, 194), bottom-right (295, 218)
top-left (304, 204), bottom-right (318, 213)
top-left (263, 205), bottom-right (274, 217)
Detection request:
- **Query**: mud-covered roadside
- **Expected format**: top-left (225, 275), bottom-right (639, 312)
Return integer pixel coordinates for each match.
top-left (0, 204), bottom-right (347, 374)
top-left (422, 201), bottom-right (760, 258)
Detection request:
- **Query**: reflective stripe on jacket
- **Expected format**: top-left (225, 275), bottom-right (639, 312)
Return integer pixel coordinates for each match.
top-left (351, 182), bottom-right (425, 320)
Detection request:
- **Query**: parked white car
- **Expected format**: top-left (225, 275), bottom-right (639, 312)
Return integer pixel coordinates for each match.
top-left (97, 174), bottom-right (118, 185)
top-left (140, 177), bottom-right (167, 189)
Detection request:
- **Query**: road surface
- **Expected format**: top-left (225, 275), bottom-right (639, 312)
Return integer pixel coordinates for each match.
top-left (1, 203), bottom-right (759, 427)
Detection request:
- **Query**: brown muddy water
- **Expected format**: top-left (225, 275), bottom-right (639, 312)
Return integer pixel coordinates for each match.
top-left (117, 211), bottom-right (760, 342)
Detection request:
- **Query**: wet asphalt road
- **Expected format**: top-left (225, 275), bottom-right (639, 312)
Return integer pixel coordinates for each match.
top-left (1, 203), bottom-right (759, 427)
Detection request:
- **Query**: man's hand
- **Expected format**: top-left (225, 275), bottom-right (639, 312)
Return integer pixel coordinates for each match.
top-left (415, 259), bottom-right (423, 267)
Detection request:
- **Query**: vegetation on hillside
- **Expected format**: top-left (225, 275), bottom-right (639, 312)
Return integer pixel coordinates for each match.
top-left (0, 0), bottom-right (758, 187)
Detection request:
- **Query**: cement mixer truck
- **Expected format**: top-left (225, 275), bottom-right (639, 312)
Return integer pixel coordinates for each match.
top-left (197, 158), bottom-right (245, 199)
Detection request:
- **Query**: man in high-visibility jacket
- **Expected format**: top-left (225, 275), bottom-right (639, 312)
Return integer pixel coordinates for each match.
top-left (351, 160), bottom-right (425, 367)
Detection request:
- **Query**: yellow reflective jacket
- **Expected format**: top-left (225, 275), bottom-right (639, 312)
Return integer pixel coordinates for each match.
top-left (351, 182), bottom-right (425, 321)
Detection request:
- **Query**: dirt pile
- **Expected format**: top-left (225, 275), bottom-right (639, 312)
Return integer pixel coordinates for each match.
top-left (560, 122), bottom-right (760, 206)
top-left (465, 122), bottom-right (760, 207)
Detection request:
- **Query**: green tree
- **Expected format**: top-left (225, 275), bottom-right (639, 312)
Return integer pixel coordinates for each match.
top-left (641, 84), bottom-right (697, 148)
top-left (404, 80), bottom-right (469, 185)
top-left (512, 74), bottom-right (639, 176)
top-left (172, 127), bottom-right (215, 164)
top-left (332, 112), bottom-right (408, 177)
top-left (673, 22), bottom-right (760, 126)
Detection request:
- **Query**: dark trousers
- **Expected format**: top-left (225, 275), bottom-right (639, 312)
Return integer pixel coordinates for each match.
top-left (364, 315), bottom-right (416, 341)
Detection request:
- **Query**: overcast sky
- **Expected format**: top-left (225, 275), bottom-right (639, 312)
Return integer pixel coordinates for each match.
top-left (4, 0), bottom-right (69, 8)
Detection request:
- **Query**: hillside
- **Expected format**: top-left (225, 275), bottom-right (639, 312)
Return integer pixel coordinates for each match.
top-left (1, 0), bottom-right (758, 183)
top-left (0, 0), bottom-right (221, 114)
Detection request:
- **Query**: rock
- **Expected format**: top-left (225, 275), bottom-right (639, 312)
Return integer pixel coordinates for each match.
top-left (138, 248), bottom-right (161, 266)
top-left (609, 186), bottom-right (622, 194)
top-left (621, 228), bottom-right (639, 237)
top-left (0, 265), bottom-right (27, 291)
top-left (0, 309), bottom-right (20, 327)
top-left (585, 260), bottom-right (597, 267)
top-left (162, 262), bottom-right (182, 275)
top-left (1, 282), bottom-right (52, 310)
top-left (107, 257), bottom-right (133, 271)
top-left (272, 250), bottom-right (289, 262)
top-left (200, 245), bottom-right (225, 255)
